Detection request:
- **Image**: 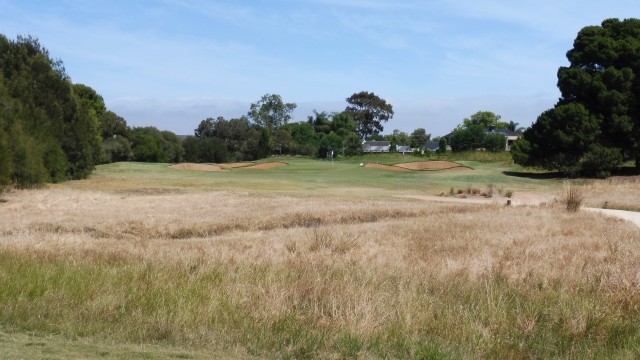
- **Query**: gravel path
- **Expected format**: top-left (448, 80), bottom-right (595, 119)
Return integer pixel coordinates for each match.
top-left (583, 208), bottom-right (640, 229)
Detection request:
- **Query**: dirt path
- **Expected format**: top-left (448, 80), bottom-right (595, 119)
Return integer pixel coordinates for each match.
top-left (583, 208), bottom-right (640, 228)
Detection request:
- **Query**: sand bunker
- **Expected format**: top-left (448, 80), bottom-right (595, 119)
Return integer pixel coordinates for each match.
top-left (217, 162), bottom-right (254, 170)
top-left (169, 163), bottom-right (226, 172)
top-left (170, 161), bottom-right (288, 172)
top-left (394, 161), bottom-right (466, 170)
top-left (365, 161), bottom-right (470, 172)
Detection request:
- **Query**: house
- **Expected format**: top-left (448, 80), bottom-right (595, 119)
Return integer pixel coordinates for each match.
top-left (424, 141), bottom-right (451, 153)
top-left (362, 141), bottom-right (390, 153)
top-left (486, 126), bottom-right (519, 151)
top-left (362, 141), bottom-right (412, 154)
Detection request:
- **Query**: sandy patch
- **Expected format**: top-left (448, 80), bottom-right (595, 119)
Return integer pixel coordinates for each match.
top-left (242, 162), bottom-right (288, 170)
top-left (217, 162), bottom-right (254, 169)
top-left (169, 163), bottom-right (226, 172)
top-left (364, 164), bottom-right (411, 172)
top-left (395, 161), bottom-right (465, 170)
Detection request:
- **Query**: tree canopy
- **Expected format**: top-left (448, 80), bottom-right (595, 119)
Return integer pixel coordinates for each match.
top-left (247, 93), bottom-right (297, 133)
top-left (344, 91), bottom-right (394, 139)
top-left (512, 18), bottom-right (640, 177)
top-left (0, 34), bottom-right (102, 187)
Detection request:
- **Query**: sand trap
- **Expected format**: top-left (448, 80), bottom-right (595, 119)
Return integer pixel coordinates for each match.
top-left (217, 162), bottom-right (254, 169)
top-left (394, 161), bottom-right (466, 170)
top-left (169, 163), bottom-right (226, 172)
top-left (242, 161), bottom-right (289, 170)
top-left (366, 161), bottom-right (471, 172)
top-left (364, 164), bottom-right (411, 172)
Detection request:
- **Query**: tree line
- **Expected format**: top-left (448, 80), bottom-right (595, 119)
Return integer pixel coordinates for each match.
top-left (2, 17), bottom-right (637, 191)
top-left (0, 33), bottom-right (409, 190)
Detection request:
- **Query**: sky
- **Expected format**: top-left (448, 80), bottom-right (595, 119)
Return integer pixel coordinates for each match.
top-left (0, 1), bottom-right (637, 136)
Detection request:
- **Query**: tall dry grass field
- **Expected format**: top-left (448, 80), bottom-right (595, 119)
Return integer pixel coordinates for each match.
top-left (579, 176), bottom-right (640, 211)
top-left (1, 186), bottom-right (640, 358)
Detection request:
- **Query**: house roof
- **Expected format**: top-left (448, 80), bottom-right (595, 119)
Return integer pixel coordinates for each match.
top-left (425, 141), bottom-right (440, 150)
top-left (486, 128), bottom-right (517, 136)
top-left (363, 141), bottom-right (391, 147)
top-left (443, 127), bottom-right (519, 138)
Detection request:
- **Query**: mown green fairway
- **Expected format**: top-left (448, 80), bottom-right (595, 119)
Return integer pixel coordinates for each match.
top-left (73, 155), bottom-right (563, 198)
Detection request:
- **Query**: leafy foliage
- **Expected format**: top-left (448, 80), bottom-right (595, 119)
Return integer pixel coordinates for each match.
top-left (513, 18), bottom-right (640, 176)
top-left (247, 93), bottom-right (297, 133)
top-left (0, 34), bottom-right (104, 188)
top-left (410, 128), bottom-right (430, 148)
top-left (450, 121), bottom-right (507, 153)
top-left (344, 91), bottom-right (394, 139)
top-left (460, 111), bottom-right (507, 130)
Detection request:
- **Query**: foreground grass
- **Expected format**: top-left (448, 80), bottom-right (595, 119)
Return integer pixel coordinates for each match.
top-left (2, 174), bottom-right (640, 358)
top-left (0, 326), bottom-right (245, 360)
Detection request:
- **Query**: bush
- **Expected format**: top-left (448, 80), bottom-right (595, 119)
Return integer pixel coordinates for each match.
top-left (562, 181), bottom-right (583, 212)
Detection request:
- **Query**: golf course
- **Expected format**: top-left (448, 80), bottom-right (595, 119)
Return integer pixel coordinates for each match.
top-left (1, 155), bottom-right (640, 359)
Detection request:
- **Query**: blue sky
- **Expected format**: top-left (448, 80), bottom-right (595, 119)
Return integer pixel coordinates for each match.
top-left (1, 1), bottom-right (637, 136)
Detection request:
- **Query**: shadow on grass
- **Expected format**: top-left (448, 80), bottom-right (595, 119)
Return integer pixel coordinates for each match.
top-left (611, 167), bottom-right (640, 176)
top-left (503, 166), bottom-right (640, 180)
top-left (502, 171), bottom-right (565, 180)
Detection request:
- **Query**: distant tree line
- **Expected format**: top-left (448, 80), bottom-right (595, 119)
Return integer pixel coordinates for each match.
top-left (0, 33), bottom-right (409, 191)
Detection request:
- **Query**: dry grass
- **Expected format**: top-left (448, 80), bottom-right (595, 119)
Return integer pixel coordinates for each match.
top-left (579, 176), bottom-right (640, 211)
top-left (1, 187), bottom-right (640, 358)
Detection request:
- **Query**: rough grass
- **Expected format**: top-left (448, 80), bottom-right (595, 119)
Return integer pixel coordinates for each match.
top-left (579, 176), bottom-right (640, 212)
top-left (1, 184), bottom-right (640, 359)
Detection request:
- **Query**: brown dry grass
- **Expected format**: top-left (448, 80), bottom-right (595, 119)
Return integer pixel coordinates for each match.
top-left (2, 186), bottom-right (640, 357)
top-left (2, 187), bottom-right (638, 292)
top-left (579, 175), bottom-right (640, 211)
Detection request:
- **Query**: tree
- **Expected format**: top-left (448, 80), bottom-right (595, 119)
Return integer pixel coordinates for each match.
top-left (194, 117), bottom-right (217, 137)
top-left (100, 111), bottom-right (129, 139)
top-left (460, 111), bottom-right (507, 130)
top-left (513, 18), bottom-right (640, 176)
top-left (285, 122), bottom-right (319, 156)
top-left (247, 93), bottom-right (297, 133)
top-left (450, 125), bottom-right (486, 152)
top-left (273, 128), bottom-right (292, 155)
top-left (438, 137), bottom-right (448, 153)
top-left (73, 84), bottom-right (106, 119)
top-left (344, 91), bottom-right (394, 139)
top-left (511, 103), bottom-right (609, 176)
top-left (389, 129), bottom-right (410, 146)
top-left (182, 136), bottom-right (228, 163)
top-left (318, 132), bottom-right (342, 158)
top-left (410, 128), bottom-right (430, 148)
top-left (0, 35), bottom-right (101, 181)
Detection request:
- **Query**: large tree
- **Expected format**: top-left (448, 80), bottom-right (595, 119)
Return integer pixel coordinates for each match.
top-left (0, 34), bottom-right (102, 184)
top-left (344, 91), bottom-right (394, 139)
top-left (513, 18), bottom-right (640, 176)
top-left (247, 93), bottom-right (296, 133)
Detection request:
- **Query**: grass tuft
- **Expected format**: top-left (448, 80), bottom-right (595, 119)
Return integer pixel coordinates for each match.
top-left (562, 180), bottom-right (584, 212)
